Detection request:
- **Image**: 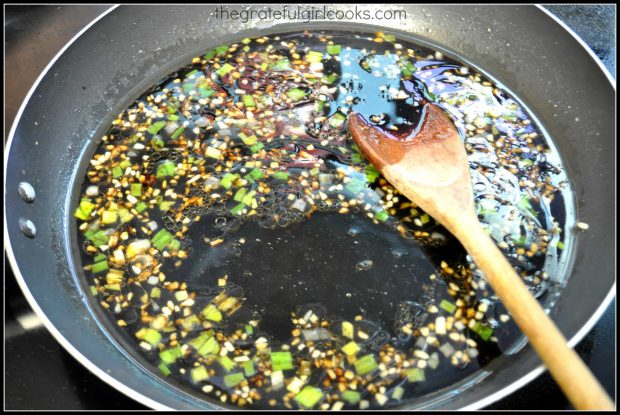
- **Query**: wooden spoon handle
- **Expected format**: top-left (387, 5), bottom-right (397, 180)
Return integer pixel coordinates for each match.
top-left (455, 218), bottom-right (614, 410)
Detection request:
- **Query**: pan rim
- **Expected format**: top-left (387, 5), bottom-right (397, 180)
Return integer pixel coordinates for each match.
top-left (4, 4), bottom-right (172, 411)
top-left (4, 4), bottom-right (616, 410)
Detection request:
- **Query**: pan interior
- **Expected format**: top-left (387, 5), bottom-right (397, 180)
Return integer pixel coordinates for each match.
top-left (68, 25), bottom-right (577, 410)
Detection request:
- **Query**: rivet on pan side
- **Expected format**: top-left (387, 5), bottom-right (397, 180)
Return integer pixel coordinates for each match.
top-left (18, 218), bottom-right (37, 238)
top-left (18, 182), bottom-right (36, 203)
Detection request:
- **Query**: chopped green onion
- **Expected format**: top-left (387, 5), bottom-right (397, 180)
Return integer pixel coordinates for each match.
top-left (233, 188), bottom-right (247, 203)
top-left (354, 354), bottom-right (378, 375)
top-left (86, 229), bottom-right (108, 247)
top-left (250, 142), bottom-right (264, 153)
top-left (243, 360), bottom-right (255, 377)
top-left (328, 112), bottom-right (346, 128)
top-left (439, 299), bottom-right (457, 314)
top-left (112, 166), bottom-right (123, 179)
top-left (383, 34), bottom-right (396, 42)
top-left (245, 324), bottom-right (254, 335)
top-left (190, 365), bottom-right (209, 383)
top-left (272, 171), bottom-right (289, 181)
top-left (191, 334), bottom-right (220, 356)
top-left (201, 304), bottom-right (223, 322)
top-left (147, 121), bottom-right (167, 135)
top-left (75, 199), bottom-right (96, 220)
top-left (90, 286), bottom-right (98, 296)
top-left (342, 321), bottom-right (354, 339)
top-left (135, 202), bottom-right (148, 213)
top-left (159, 346), bottom-right (183, 364)
top-left (241, 190), bottom-right (256, 206)
top-left (518, 195), bottom-right (537, 217)
top-left (405, 367), bottom-right (425, 382)
top-left (159, 201), bottom-right (174, 212)
top-left (120, 209), bottom-right (134, 223)
top-left (223, 372), bottom-right (245, 388)
top-left (169, 239), bottom-right (181, 251)
top-left (341, 341), bottom-right (360, 356)
top-left (364, 165), bottom-right (380, 183)
top-left (401, 61), bottom-right (417, 77)
top-left (305, 50), bottom-right (324, 63)
top-left (242, 94), bottom-right (256, 107)
top-left (186, 69), bottom-right (199, 78)
top-left (91, 260), bottom-right (109, 274)
top-left (198, 87), bottom-right (215, 98)
top-left (94, 254), bottom-right (107, 262)
top-left (374, 210), bottom-right (389, 222)
top-left (216, 63), bottom-right (235, 77)
top-left (142, 328), bottom-right (162, 346)
top-left (156, 161), bottom-right (175, 179)
top-left (220, 173), bottom-right (239, 189)
top-left (326, 44), bottom-right (341, 55)
top-left (557, 241), bottom-right (565, 250)
top-left (239, 132), bottom-right (257, 145)
top-left (151, 137), bottom-right (164, 149)
top-left (215, 45), bottom-right (228, 55)
top-left (501, 112), bottom-right (518, 121)
top-left (219, 356), bottom-right (236, 372)
top-left (286, 88), bottom-right (306, 102)
top-left (158, 363), bottom-right (171, 376)
top-left (101, 210), bottom-right (118, 225)
top-left (178, 315), bottom-right (201, 331)
top-left (119, 159), bottom-right (131, 169)
top-left (151, 229), bottom-right (174, 251)
top-left (171, 127), bottom-right (184, 140)
top-left (230, 203), bottom-right (247, 216)
top-left (272, 58), bottom-right (291, 70)
top-left (322, 73), bottom-right (338, 85)
top-left (342, 390), bottom-right (361, 405)
top-left (472, 322), bottom-right (494, 341)
top-left (130, 183), bottom-right (142, 196)
top-left (245, 168), bottom-right (264, 181)
top-left (270, 351), bottom-right (293, 371)
top-left (392, 385), bottom-right (405, 401)
top-left (295, 386), bottom-right (323, 409)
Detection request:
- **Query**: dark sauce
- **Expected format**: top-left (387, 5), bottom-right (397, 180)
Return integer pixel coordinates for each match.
top-left (75, 30), bottom-right (573, 409)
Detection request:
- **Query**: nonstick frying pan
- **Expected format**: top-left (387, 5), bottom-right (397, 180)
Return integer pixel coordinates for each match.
top-left (4, 5), bottom-right (615, 410)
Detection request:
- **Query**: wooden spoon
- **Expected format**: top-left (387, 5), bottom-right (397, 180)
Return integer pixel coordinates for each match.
top-left (348, 103), bottom-right (614, 410)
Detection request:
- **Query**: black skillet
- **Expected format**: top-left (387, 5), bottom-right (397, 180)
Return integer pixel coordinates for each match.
top-left (4, 5), bottom-right (615, 410)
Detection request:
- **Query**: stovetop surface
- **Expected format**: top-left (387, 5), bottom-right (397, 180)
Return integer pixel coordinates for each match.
top-left (4, 5), bottom-right (615, 410)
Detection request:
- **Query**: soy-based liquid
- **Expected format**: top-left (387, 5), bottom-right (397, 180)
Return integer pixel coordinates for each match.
top-left (74, 30), bottom-right (572, 409)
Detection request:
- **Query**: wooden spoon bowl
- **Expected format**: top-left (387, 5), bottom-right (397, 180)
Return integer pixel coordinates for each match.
top-left (348, 104), bottom-right (614, 410)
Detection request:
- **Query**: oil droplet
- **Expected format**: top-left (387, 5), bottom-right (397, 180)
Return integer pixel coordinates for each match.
top-left (214, 217), bottom-right (227, 228)
top-left (355, 259), bottom-right (374, 271)
top-left (19, 218), bottom-right (36, 238)
top-left (347, 226), bottom-right (361, 237)
top-left (18, 182), bottom-right (36, 203)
